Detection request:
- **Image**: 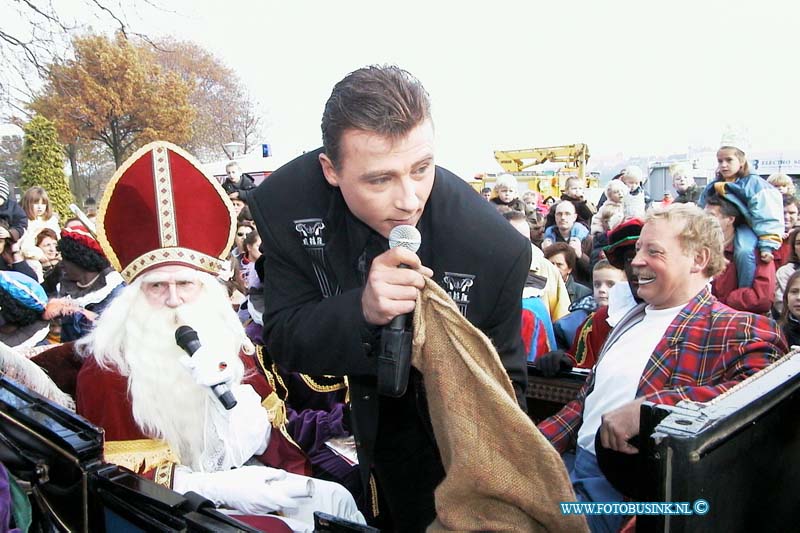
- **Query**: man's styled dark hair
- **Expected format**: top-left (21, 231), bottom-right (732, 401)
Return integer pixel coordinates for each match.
top-left (705, 194), bottom-right (744, 227)
top-left (321, 65), bottom-right (431, 168)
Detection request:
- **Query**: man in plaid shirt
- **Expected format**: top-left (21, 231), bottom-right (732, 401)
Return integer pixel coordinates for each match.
top-left (538, 203), bottom-right (786, 533)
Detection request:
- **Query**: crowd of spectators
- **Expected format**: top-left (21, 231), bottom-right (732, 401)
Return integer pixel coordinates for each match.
top-left (484, 155), bottom-right (792, 531)
top-left (1, 135), bottom-right (797, 532)
top-left (483, 149), bottom-right (797, 376)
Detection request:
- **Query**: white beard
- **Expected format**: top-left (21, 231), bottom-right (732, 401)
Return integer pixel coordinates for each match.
top-left (78, 275), bottom-right (248, 470)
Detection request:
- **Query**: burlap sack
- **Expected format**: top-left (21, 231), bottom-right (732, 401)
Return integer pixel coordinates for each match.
top-left (412, 279), bottom-right (587, 532)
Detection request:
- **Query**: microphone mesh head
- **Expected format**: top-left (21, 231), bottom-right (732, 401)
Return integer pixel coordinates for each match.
top-left (388, 225), bottom-right (421, 254)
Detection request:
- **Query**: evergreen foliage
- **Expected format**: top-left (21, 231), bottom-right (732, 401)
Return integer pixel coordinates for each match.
top-left (19, 115), bottom-right (74, 222)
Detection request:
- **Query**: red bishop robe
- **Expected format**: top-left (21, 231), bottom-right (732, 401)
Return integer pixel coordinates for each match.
top-left (34, 342), bottom-right (311, 486)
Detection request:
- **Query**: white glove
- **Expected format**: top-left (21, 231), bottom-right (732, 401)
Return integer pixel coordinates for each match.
top-left (214, 384), bottom-right (271, 469)
top-left (179, 345), bottom-right (234, 387)
top-left (173, 465), bottom-right (298, 514)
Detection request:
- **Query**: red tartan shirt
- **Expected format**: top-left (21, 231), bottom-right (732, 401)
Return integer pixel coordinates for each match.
top-left (538, 287), bottom-right (786, 454)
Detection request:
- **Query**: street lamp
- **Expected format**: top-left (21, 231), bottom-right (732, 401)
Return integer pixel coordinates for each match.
top-left (222, 141), bottom-right (245, 159)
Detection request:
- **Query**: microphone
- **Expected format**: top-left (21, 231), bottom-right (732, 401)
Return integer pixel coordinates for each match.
top-left (377, 225), bottom-right (422, 397)
top-left (386, 225), bottom-right (422, 331)
top-left (175, 325), bottom-right (237, 410)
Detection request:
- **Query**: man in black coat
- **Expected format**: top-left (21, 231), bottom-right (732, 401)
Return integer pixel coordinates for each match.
top-left (249, 65), bottom-right (530, 532)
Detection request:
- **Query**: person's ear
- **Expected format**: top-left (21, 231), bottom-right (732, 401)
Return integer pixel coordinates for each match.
top-left (691, 247), bottom-right (711, 274)
top-left (319, 153), bottom-right (340, 188)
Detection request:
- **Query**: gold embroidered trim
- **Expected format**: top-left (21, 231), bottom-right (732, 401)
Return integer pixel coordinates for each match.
top-left (253, 345), bottom-right (312, 457)
top-left (271, 363), bottom-right (289, 398)
top-left (299, 373), bottom-right (347, 393)
top-left (574, 315), bottom-right (595, 366)
top-left (104, 439), bottom-right (179, 475)
top-left (369, 474), bottom-right (380, 517)
top-left (255, 345), bottom-right (289, 399)
top-left (262, 391), bottom-right (287, 428)
top-left (153, 462), bottom-right (175, 488)
top-left (152, 145), bottom-right (178, 248)
top-left (121, 247), bottom-right (225, 283)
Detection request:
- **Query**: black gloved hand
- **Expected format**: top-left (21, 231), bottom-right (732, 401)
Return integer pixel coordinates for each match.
top-left (537, 349), bottom-right (573, 377)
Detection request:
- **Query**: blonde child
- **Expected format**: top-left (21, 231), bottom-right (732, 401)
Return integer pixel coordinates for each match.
top-left (767, 173), bottom-right (796, 198)
top-left (490, 174), bottom-right (526, 212)
top-left (591, 180), bottom-right (628, 235)
top-left (19, 187), bottom-right (61, 279)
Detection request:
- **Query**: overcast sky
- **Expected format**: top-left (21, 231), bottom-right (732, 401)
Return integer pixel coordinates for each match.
top-left (5, 0), bottom-right (800, 177)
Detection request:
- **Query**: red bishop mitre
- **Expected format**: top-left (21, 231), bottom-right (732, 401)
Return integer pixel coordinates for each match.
top-left (97, 141), bottom-right (236, 283)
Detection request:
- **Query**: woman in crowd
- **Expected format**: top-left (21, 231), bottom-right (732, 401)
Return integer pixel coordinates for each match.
top-left (779, 269), bottom-right (800, 347)
top-left (232, 223), bottom-right (253, 260)
top-left (36, 228), bottom-right (61, 296)
top-left (774, 228), bottom-right (800, 317)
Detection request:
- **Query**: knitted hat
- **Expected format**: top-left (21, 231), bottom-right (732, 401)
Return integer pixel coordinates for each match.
top-left (602, 218), bottom-right (643, 270)
top-left (97, 141), bottom-right (236, 283)
top-left (0, 176), bottom-right (9, 202)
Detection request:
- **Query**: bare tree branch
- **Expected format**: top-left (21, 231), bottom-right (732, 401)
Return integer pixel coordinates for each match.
top-left (14, 0), bottom-right (71, 31)
top-left (87, 0), bottom-right (128, 37)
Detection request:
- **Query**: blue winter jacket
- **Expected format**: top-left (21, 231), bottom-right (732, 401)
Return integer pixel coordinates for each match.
top-left (699, 173), bottom-right (783, 252)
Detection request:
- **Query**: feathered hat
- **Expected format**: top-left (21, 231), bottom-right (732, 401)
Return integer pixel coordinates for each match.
top-left (602, 218), bottom-right (643, 270)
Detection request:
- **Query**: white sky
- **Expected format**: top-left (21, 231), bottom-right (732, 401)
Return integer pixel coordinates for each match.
top-left (5, 0), bottom-right (800, 177)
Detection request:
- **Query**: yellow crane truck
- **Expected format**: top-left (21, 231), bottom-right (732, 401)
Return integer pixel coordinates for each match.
top-left (476, 143), bottom-right (600, 199)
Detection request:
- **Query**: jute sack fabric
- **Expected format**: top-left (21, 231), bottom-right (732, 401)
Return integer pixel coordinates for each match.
top-left (411, 279), bottom-right (588, 532)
